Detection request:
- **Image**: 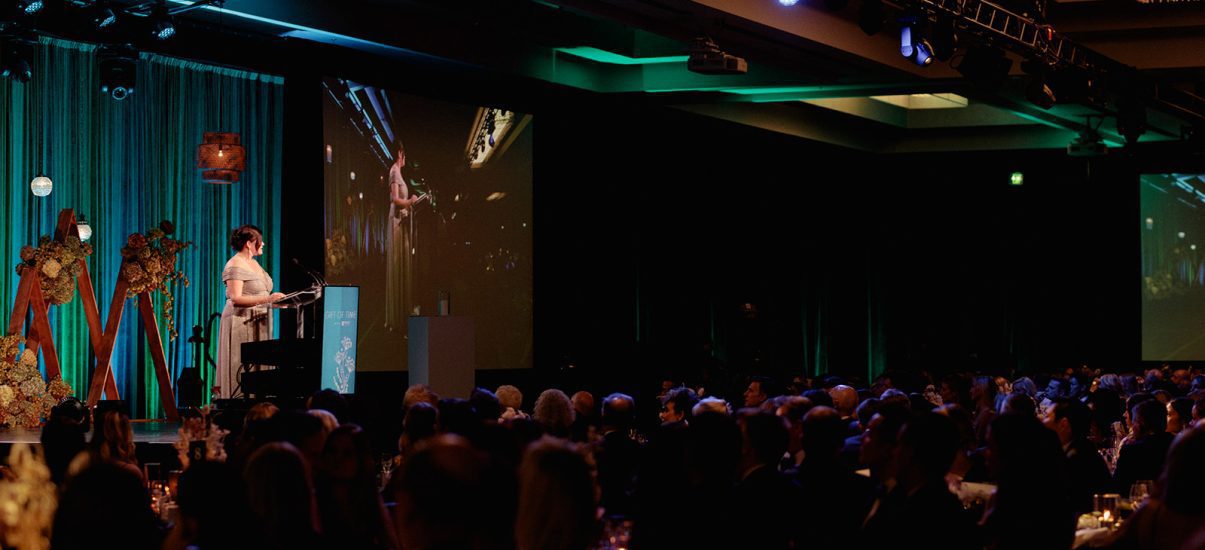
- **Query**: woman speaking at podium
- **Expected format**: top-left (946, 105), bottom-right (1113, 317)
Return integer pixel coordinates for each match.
top-left (216, 225), bottom-right (285, 399)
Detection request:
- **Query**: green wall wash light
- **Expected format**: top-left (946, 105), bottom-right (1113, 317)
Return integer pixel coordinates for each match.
top-left (555, 47), bottom-right (688, 66)
top-left (1010, 171), bottom-right (1024, 186)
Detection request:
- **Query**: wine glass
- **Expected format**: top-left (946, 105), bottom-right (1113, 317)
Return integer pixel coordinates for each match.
top-left (1129, 480), bottom-right (1152, 508)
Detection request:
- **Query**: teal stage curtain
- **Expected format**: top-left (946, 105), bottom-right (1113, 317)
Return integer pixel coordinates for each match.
top-left (0, 38), bottom-right (283, 419)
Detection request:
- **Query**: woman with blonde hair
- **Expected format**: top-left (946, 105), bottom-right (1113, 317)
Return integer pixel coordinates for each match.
top-left (515, 437), bottom-right (599, 550)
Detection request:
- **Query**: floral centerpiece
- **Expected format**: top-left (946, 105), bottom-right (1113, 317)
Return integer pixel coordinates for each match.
top-left (0, 335), bottom-right (72, 429)
top-left (15, 236), bottom-right (93, 305)
top-left (174, 405), bottom-right (228, 469)
top-left (0, 444), bottom-right (57, 550)
top-left (121, 220), bottom-right (192, 340)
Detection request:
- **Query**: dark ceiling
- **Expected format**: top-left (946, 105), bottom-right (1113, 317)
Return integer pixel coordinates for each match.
top-left (16, 0), bottom-right (1205, 153)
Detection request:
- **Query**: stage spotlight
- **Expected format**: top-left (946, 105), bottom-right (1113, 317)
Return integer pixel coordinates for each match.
top-left (0, 38), bottom-right (32, 83)
top-left (778, 0), bottom-right (800, 6)
top-left (859, 0), bottom-right (886, 36)
top-left (953, 46), bottom-right (1013, 91)
top-left (17, 0), bottom-right (42, 15)
top-left (899, 19), bottom-right (934, 67)
top-left (98, 45), bottom-right (137, 100)
top-left (94, 5), bottom-right (117, 29)
top-left (150, 4), bottom-right (175, 40)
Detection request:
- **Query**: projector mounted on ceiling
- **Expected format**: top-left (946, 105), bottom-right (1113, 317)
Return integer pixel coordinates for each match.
top-left (688, 37), bottom-right (747, 75)
top-left (1068, 129), bottom-right (1107, 157)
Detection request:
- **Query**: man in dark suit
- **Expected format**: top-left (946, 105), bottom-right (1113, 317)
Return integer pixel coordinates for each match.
top-left (592, 393), bottom-right (641, 516)
top-left (1044, 398), bottom-right (1112, 515)
top-left (861, 412), bottom-right (980, 550)
top-left (734, 409), bottom-right (801, 549)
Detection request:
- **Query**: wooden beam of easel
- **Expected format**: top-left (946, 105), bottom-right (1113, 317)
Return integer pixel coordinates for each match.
top-left (23, 284), bottom-right (61, 380)
top-left (85, 279), bottom-right (127, 406)
top-left (137, 292), bottom-right (179, 422)
top-left (6, 270), bottom-right (36, 342)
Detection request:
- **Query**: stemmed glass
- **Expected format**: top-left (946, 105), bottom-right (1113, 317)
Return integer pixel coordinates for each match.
top-left (1129, 480), bottom-right (1152, 509)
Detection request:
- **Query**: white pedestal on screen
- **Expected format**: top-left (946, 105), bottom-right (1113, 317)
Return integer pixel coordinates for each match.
top-left (407, 316), bottom-right (475, 398)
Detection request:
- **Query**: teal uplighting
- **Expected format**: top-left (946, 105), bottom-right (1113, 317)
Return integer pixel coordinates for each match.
top-left (1010, 171), bottom-right (1024, 186)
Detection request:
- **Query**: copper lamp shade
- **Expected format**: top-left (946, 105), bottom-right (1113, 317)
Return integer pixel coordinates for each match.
top-left (196, 132), bottom-right (246, 184)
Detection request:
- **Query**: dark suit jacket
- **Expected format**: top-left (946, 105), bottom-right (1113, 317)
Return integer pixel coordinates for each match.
top-left (1113, 431), bottom-right (1174, 493)
top-left (1065, 437), bottom-right (1112, 515)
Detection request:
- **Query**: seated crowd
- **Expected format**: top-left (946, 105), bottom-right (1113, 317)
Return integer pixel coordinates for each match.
top-left (25, 364), bottom-right (1205, 549)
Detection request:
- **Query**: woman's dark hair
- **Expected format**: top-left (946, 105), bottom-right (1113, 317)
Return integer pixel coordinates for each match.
top-left (1161, 426), bottom-right (1205, 514)
top-left (230, 224), bottom-right (263, 252)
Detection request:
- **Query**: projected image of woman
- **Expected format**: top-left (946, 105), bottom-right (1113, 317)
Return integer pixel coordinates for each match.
top-left (216, 225), bottom-right (285, 399)
top-left (386, 141), bottom-right (423, 331)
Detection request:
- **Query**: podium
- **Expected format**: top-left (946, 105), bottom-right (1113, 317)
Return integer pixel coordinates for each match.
top-left (407, 316), bottom-right (474, 398)
top-left (272, 284), bottom-right (323, 338)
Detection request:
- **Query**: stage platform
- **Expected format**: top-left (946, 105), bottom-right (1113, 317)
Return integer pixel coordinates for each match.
top-left (0, 421), bottom-right (181, 445)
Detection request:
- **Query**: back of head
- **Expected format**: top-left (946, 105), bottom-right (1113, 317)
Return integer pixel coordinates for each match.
top-left (402, 401), bottom-right (439, 446)
top-left (404, 384), bottom-right (440, 412)
top-left (516, 438), bottom-right (598, 550)
top-left (1001, 392), bottom-right (1037, 417)
top-left (800, 406), bottom-right (846, 461)
top-left (775, 396), bottom-right (815, 425)
top-left (50, 397), bottom-right (91, 431)
top-left (438, 398), bottom-right (480, 437)
top-left (828, 385), bottom-right (858, 417)
top-left (1161, 427), bottom-right (1205, 514)
top-left (307, 389), bottom-right (348, 423)
top-left (936, 403), bottom-right (977, 451)
top-left (41, 417), bottom-right (85, 485)
top-left (307, 408), bottom-right (339, 435)
top-left (987, 413), bottom-right (1065, 491)
top-left (533, 389), bottom-right (575, 437)
top-left (737, 409), bottom-right (789, 466)
top-left (177, 461), bottom-right (261, 549)
top-left (244, 441), bottom-right (316, 541)
top-left (692, 397), bottom-right (731, 417)
top-left (470, 387), bottom-right (502, 421)
top-left (1051, 398), bottom-right (1092, 440)
top-left (601, 393), bottom-right (635, 432)
top-left (322, 423), bottom-right (375, 483)
top-left (496, 385), bottom-right (524, 411)
top-left (394, 435), bottom-right (505, 550)
top-left (53, 462), bottom-right (161, 550)
top-left (802, 389), bottom-right (834, 409)
top-left (855, 398), bottom-right (882, 429)
top-left (570, 391), bottom-right (595, 418)
top-left (898, 412), bottom-right (960, 482)
top-left (92, 409), bottom-right (136, 465)
top-left (879, 388), bottom-right (911, 412)
top-left (244, 401), bottom-right (280, 427)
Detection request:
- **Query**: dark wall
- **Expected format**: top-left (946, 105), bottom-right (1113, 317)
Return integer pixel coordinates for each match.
top-left (533, 103), bottom-right (1141, 397)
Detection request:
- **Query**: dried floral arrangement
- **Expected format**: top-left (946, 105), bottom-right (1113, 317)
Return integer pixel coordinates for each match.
top-left (15, 236), bottom-right (93, 305)
top-left (121, 220), bottom-right (192, 339)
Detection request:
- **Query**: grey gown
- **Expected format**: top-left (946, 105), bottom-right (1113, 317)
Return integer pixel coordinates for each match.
top-left (216, 264), bottom-right (273, 399)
